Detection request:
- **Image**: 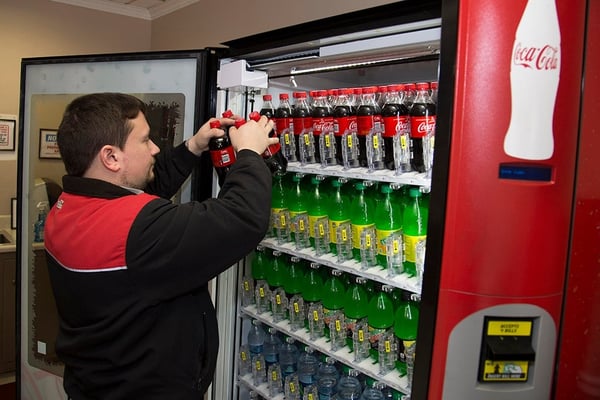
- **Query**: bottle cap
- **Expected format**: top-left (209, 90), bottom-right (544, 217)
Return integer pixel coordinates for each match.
top-left (209, 120), bottom-right (221, 129)
top-left (234, 118), bottom-right (246, 128)
top-left (430, 81), bottom-right (438, 89)
top-left (248, 111), bottom-right (261, 121)
top-left (222, 109), bottom-right (234, 118)
top-left (361, 86), bottom-right (377, 94)
top-left (263, 94), bottom-right (272, 101)
top-left (279, 93), bottom-right (289, 100)
top-left (293, 91), bottom-right (307, 98)
top-left (380, 184), bottom-right (393, 194)
top-left (408, 187), bottom-right (422, 197)
top-left (416, 82), bottom-right (430, 90)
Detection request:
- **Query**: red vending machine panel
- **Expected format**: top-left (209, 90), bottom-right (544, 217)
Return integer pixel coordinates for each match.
top-left (425, 0), bottom-right (586, 398)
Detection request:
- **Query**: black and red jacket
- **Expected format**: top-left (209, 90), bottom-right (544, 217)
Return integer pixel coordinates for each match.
top-left (45, 144), bottom-right (271, 399)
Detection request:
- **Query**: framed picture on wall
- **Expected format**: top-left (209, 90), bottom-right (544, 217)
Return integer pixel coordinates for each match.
top-left (38, 128), bottom-right (60, 159)
top-left (0, 118), bottom-right (16, 151)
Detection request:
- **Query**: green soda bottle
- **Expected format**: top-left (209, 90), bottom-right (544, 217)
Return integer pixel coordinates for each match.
top-left (267, 250), bottom-right (289, 322)
top-left (327, 178), bottom-right (352, 257)
top-left (252, 245), bottom-right (271, 313)
top-left (343, 276), bottom-right (370, 351)
top-left (375, 184), bottom-right (403, 270)
top-left (367, 284), bottom-right (395, 362)
top-left (402, 187), bottom-right (428, 277)
top-left (321, 269), bottom-right (347, 348)
top-left (394, 292), bottom-right (420, 381)
top-left (288, 173), bottom-right (309, 247)
top-left (349, 181), bottom-right (376, 264)
top-left (307, 175), bottom-right (330, 253)
top-left (302, 263), bottom-right (325, 339)
top-left (271, 172), bottom-right (290, 242)
top-left (285, 256), bottom-right (306, 331)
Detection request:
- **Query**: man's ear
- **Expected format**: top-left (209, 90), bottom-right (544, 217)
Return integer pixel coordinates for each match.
top-left (99, 145), bottom-right (121, 172)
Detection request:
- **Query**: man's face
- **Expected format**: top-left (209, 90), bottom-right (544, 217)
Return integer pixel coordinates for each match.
top-left (120, 112), bottom-right (160, 190)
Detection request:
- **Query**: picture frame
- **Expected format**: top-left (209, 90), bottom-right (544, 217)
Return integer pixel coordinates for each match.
top-left (11, 198), bottom-right (17, 230)
top-left (0, 118), bottom-right (16, 151)
top-left (38, 128), bottom-right (60, 159)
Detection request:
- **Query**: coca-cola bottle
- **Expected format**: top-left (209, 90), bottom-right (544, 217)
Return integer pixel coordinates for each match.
top-left (250, 110), bottom-right (288, 175)
top-left (356, 86), bottom-right (383, 169)
top-left (409, 82), bottom-right (436, 173)
top-left (404, 83), bottom-right (417, 109)
top-left (209, 119), bottom-right (236, 187)
top-left (332, 88), bottom-right (358, 167)
top-left (504, 0), bottom-right (560, 160)
top-left (275, 93), bottom-right (295, 162)
top-left (381, 84), bottom-right (411, 171)
top-left (430, 81), bottom-right (438, 104)
top-left (311, 89), bottom-right (333, 165)
top-left (292, 91), bottom-right (314, 163)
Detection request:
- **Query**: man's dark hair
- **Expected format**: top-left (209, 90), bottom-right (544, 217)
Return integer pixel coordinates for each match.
top-left (57, 93), bottom-right (146, 177)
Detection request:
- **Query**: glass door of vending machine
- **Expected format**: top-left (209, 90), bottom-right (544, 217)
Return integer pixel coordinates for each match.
top-left (211, 12), bottom-right (446, 400)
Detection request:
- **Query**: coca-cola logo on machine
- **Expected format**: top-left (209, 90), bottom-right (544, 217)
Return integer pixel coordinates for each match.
top-left (513, 43), bottom-right (560, 70)
top-left (504, 0), bottom-right (561, 161)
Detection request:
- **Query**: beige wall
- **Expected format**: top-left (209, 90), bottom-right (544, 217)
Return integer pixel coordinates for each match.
top-left (0, 0), bottom-right (395, 215)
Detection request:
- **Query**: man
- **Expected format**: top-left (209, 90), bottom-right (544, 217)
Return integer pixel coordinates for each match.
top-left (44, 92), bottom-right (277, 399)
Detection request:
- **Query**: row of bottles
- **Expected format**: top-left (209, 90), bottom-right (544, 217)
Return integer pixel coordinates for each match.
top-left (270, 172), bottom-right (428, 281)
top-left (241, 320), bottom-right (410, 399)
top-left (260, 82), bottom-right (436, 174)
top-left (240, 251), bottom-right (420, 385)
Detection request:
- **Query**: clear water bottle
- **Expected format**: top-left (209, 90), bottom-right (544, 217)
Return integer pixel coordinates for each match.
top-left (279, 337), bottom-right (299, 377)
top-left (247, 319), bottom-right (266, 356)
top-left (317, 357), bottom-right (340, 399)
top-left (359, 381), bottom-right (385, 400)
top-left (335, 369), bottom-right (362, 399)
top-left (263, 328), bottom-right (282, 366)
top-left (297, 347), bottom-right (320, 388)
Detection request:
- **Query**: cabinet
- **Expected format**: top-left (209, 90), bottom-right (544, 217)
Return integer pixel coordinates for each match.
top-left (0, 251), bottom-right (16, 374)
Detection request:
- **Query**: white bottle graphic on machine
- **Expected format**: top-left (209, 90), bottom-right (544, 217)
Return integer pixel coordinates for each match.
top-left (504, 0), bottom-right (561, 160)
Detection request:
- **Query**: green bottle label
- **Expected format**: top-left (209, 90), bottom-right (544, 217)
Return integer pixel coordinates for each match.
top-left (376, 228), bottom-right (402, 256)
top-left (352, 223), bottom-right (375, 250)
top-left (308, 214), bottom-right (328, 239)
top-left (329, 219), bottom-right (350, 244)
top-left (289, 210), bottom-right (308, 233)
top-left (271, 207), bottom-right (288, 229)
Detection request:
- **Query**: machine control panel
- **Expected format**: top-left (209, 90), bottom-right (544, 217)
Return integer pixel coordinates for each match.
top-left (478, 317), bottom-right (536, 382)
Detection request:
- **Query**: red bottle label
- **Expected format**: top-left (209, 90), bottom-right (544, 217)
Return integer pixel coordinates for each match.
top-left (263, 142), bottom-right (282, 158)
top-left (410, 115), bottom-right (436, 139)
top-left (276, 117), bottom-right (293, 134)
top-left (312, 117), bottom-right (333, 137)
top-left (382, 115), bottom-right (409, 138)
top-left (293, 117), bottom-right (313, 135)
top-left (333, 117), bottom-right (357, 137)
top-left (210, 147), bottom-right (236, 167)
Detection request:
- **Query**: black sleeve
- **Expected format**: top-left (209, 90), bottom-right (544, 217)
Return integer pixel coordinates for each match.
top-left (126, 150), bottom-right (272, 301)
top-left (145, 142), bottom-right (198, 199)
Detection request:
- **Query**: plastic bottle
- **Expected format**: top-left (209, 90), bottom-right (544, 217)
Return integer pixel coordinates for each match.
top-left (271, 172), bottom-right (290, 243)
top-left (263, 327), bottom-right (282, 366)
top-left (403, 83), bottom-right (417, 109)
top-left (326, 178), bottom-right (352, 258)
top-left (297, 346), bottom-right (319, 388)
top-left (247, 319), bottom-right (266, 356)
top-left (307, 175), bottom-right (330, 253)
top-left (321, 269), bottom-right (347, 346)
top-left (276, 93), bottom-right (295, 161)
top-left (268, 251), bottom-right (290, 322)
top-left (356, 86), bottom-right (383, 169)
top-left (381, 84), bottom-right (410, 171)
top-left (33, 201), bottom-right (48, 243)
top-left (311, 89), bottom-right (333, 164)
top-left (292, 91), bottom-right (314, 163)
top-left (279, 337), bottom-right (299, 377)
top-left (402, 187), bottom-right (428, 277)
top-left (302, 263), bottom-right (325, 339)
top-left (359, 381), bottom-right (386, 400)
top-left (332, 88), bottom-right (358, 167)
top-left (285, 256), bottom-right (306, 331)
top-left (287, 173), bottom-right (309, 247)
top-left (367, 284), bottom-right (395, 362)
top-left (374, 184), bottom-right (403, 270)
top-left (409, 82), bottom-right (436, 173)
top-left (208, 119), bottom-right (235, 187)
top-left (343, 276), bottom-right (370, 350)
top-left (430, 81), bottom-right (438, 104)
top-left (335, 369), bottom-right (363, 400)
top-left (256, 102), bottom-right (289, 174)
top-left (349, 181), bottom-right (376, 264)
top-left (394, 292), bottom-right (420, 382)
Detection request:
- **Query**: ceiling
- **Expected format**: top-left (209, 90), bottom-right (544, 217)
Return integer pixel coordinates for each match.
top-left (51, 0), bottom-right (199, 20)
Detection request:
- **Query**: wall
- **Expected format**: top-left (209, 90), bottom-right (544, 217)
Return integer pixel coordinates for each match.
top-left (0, 0), bottom-right (151, 215)
top-left (150, 0), bottom-right (397, 50)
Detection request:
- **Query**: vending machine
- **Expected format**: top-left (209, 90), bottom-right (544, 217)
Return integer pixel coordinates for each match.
top-left (16, 0), bottom-right (598, 399)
